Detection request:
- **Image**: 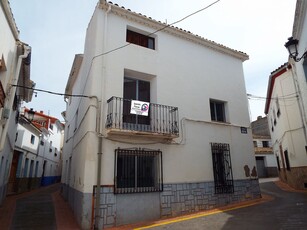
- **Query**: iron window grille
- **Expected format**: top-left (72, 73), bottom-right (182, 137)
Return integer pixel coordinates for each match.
top-left (211, 143), bottom-right (234, 194)
top-left (114, 148), bottom-right (163, 194)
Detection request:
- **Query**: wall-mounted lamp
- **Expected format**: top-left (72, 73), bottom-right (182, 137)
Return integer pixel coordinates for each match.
top-left (284, 37), bottom-right (307, 62)
top-left (27, 108), bottom-right (35, 121)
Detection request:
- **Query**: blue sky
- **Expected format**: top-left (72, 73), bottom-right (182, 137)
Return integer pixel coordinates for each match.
top-left (9, 0), bottom-right (296, 121)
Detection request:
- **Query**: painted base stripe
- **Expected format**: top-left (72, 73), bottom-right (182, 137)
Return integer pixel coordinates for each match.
top-left (134, 201), bottom-right (265, 230)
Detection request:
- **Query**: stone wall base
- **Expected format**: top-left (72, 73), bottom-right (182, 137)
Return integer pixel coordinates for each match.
top-left (279, 166), bottom-right (307, 190)
top-left (62, 179), bottom-right (261, 229)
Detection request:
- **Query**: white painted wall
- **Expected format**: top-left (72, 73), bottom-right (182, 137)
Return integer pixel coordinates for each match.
top-left (268, 67), bottom-right (307, 168)
top-left (63, 4), bottom-right (256, 194)
top-left (0, 2), bottom-right (19, 203)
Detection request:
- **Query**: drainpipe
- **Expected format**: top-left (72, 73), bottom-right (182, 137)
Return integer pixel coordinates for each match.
top-left (0, 43), bottom-right (31, 151)
top-left (94, 3), bottom-right (111, 229)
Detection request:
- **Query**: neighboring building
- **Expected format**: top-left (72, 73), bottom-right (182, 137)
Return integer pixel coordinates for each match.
top-left (0, 0), bottom-right (35, 204)
top-left (251, 116), bottom-right (278, 178)
top-left (265, 62), bottom-right (307, 189)
top-left (265, 0), bottom-right (307, 190)
top-left (7, 108), bottom-right (64, 194)
top-left (62, 1), bottom-right (260, 229)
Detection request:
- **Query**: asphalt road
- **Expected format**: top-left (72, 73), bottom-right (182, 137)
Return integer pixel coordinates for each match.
top-left (146, 181), bottom-right (307, 230)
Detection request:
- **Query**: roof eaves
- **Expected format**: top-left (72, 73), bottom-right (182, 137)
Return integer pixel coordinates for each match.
top-left (264, 63), bottom-right (290, 114)
top-left (1, 0), bottom-right (19, 40)
top-left (101, 1), bottom-right (249, 61)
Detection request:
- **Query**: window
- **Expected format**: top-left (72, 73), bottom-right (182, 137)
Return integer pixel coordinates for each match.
top-left (284, 150), bottom-right (291, 171)
top-left (262, 141), bottom-right (269, 147)
top-left (34, 161), bottom-right (39, 177)
top-left (253, 141), bottom-right (257, 147)
top-left (276, 155), bottom-right (281, 171)
top-left (24, 158), bottom-right (29, 177)
top-left (29, 160), bottom-right (34, 178)
top-left (49, 141), bottom-right (53, 152)
top-left (303, 58), bottom-right (307, 81)
top-left (49, 123), bottom-right (53, 130)
top-left (123, 77), bottom-right (150, 127)
top-left (211, 143), bottom-right (234, 194)
top-left (30, 135), bottom-right (35, 144)
top-left (276, 98), bottom-right (281, 117)
top-left (126, 29), bottom-right (155, 50)
top-left (210, 100), bottom-right (226, 122)
top-left (74, 110), bottom-right (78, 132)
top-left (273, 108), bottom-right (277, 126)
top-left (114, 148), bottom-right (163, 194)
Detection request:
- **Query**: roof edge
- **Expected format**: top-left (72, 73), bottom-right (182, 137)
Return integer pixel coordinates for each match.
top-left (99, 1), bottom-right (249, 61)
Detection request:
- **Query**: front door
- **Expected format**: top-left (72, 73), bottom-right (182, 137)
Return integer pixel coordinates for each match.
top-left (123, 77), bottom-right (150, 129)
top-left (8, 151), bottom-right (21, 194)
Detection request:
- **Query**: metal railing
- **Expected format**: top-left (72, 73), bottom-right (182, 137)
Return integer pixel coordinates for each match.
top-left (106, 96), bottom-right (179, 136)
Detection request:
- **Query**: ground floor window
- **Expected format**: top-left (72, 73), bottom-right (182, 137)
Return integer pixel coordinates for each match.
top-left (211, 143), bottom-right (234, 194)
top-left (114, 148), bottom-right (163, 194)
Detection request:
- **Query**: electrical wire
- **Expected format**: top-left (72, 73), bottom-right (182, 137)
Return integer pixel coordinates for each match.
top-left (11, 0), bottom-right (222, 100)
top-left (93, 0), bottom-right (221, 59)
top-left (11, 84), bottom-right (92, 98)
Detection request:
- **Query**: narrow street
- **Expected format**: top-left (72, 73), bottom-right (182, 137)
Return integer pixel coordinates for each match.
top-left (0, 184), bottom-right (79, 230)
top-left (0, 179), bottom-right (306, 229)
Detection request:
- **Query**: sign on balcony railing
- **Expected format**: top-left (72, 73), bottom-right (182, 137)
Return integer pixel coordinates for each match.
top-left (106, 96), bottom-right (179, 136)
top-left (130, 100), bottom-right (149, 116)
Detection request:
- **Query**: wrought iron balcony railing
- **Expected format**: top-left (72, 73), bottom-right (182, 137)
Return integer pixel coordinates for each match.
top-left (106, 96), bottom-right (179, 137)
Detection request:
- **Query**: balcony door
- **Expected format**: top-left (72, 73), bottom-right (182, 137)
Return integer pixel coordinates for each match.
top-left (123, 77), bottom-right (150, 127)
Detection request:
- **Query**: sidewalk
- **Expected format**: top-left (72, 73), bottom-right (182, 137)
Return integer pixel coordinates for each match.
top-left (0, 183), bottom-right (79, 230)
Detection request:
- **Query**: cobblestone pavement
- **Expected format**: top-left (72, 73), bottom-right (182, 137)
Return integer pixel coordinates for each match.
top-left (134, 181), bottom-right (307, 230)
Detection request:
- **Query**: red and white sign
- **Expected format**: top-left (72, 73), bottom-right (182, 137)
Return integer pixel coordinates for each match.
top-left (130, 100), bottom-right (149, 116)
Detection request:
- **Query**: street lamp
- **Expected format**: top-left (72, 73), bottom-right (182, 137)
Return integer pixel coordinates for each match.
top-left (284, 37), bottom-right (307, 62)
top-left (27, 108), bottom-right (35, 121)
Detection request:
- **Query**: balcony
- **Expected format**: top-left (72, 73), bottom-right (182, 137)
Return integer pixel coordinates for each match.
top-left (106, 96), bottom-right (179, 138)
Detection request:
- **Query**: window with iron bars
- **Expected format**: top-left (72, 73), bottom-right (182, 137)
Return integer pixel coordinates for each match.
top-left (211, 143), bottom-right (234, 194)
top-left (114, 148), bottom-right (163, 194)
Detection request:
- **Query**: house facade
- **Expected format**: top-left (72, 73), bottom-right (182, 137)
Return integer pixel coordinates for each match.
top-left (62, 1), bottom-right (260, 229)
top-left (265, 63), bottom-right (307, 189)
top-left (251, 116), bottom-right (278, 178)
top-left (265, 0), bottom-right (307, 190)
top-left (8, 108), bottom-right (63, 194)
top-left (0, 0), bottom-right (34, 204)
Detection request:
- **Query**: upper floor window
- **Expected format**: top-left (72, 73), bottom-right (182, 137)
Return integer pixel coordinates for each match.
top-left (30, 135), bottom-right (35, 144)
top-left (210, 99), bottom-right (226, 122)
top-left (253, 141), bottom-right (257, 147)
top-left (262, 141), bottom-right (269, 147)
top-left (126, 29), bottom-right (155, 50)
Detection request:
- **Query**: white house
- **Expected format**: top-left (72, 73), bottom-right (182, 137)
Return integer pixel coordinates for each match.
top-left (7, 108), bottom-right (64, 194)
top-left (265, 0), bottom-right (307, 190)
top-left (62, 1), bottom-right (260, 229)
top-left (265, 62), bottom-right (307, 189)
top-left (0, 0), bottom-right (35, 204)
